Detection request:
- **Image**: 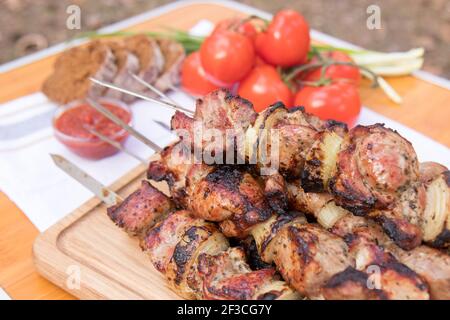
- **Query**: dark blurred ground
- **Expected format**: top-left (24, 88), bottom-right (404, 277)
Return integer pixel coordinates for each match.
top-left (1, 0), bottom-right (449, 78)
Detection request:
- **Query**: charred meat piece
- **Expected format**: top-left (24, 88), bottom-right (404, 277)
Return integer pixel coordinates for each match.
top-left (147, 141), bottom-right (194, 207)
top-left (171, 89), bottom-right (256, 154)
top-left (258, 171), bottom-right (289, 214)
top-left (197, 247), bottom-right (300, 300)
top-left (107, 180), bottom-right (174, 237)
top-left (187, 165), bottom-right (272, 238)
top-left (330, 124), bottom-right (420, 214)
top-left (251, 212), bottom-right (307, 264)
top-left (331, 212), bottom-right (450, 300)
top-left (344, 237), bottom-right (429, 299)
top-left (386, 244), bottom-right (450, 300)
top-left (329, 124), bottom-right (423, 249)
top-left (245, 104), bottom-right (318, 178)
top-left (239, 237), bottom-right (272, 270)
top-left (271, 224), bottom-right (353, 299)
top-left (323, 267), bottom-right (386, 300)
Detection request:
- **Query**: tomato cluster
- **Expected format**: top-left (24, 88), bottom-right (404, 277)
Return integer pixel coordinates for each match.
top-left (181, 9), bottom-right (362, 127)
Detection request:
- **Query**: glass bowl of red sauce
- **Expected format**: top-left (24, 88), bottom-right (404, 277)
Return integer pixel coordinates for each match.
top-left (53, 98), bottom-right (132, 159)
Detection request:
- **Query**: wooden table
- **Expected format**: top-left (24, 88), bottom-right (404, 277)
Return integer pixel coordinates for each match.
top-left (0, 1), bottom-right (449, 300)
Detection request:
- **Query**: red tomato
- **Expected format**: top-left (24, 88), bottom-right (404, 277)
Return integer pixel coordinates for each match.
top-left (238, 65), bottom-right (293, 112)
top-left (294, 82), bottom-right (361, 127)
top-left (200, 30), bottom-right (255, 86)
top-left (213, 18), bottom-right (258, 43)
top-left (305, 51), bottom-right (361, 85)
top-left (255, 9), bottom-right (310, 67)
top-left (181, 51), bottom-right (219, 96)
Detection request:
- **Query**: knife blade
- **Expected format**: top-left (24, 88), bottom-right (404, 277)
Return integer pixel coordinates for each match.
top-left (85, 97), bottom-right (162, 152)
top-left (50, 154), bottom-right (122, 206)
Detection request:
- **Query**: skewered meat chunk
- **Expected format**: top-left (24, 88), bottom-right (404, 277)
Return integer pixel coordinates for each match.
top-left (148, 142), bottom-right (280, 238)
top-left (322, 267), bottom-right (385, 300)
top-left (107, 180), bottom-right (174, 237)
top-left (141, 210), bottom-right (228, 299)
top-left (286, 183), bottom-right (448, 299)
top-left (198, 247), bottom-right (300, 300)
top-left (330, 124), bottom-right (420, 214)
top-left (171, 89), bottom-right (256, 154)
top-left (245, 104), bottom-right (319, 178)
top-left (107, 180), bottom-right (299, 300)
top-left (271, 224), bottom-right (353, 299)
top-left (147, 141), bottom-right (193, 207)
top-left (386, 244), bottom-right (450, 300)
top-left (186, 165), bottom-right (273, 237)
top-left (328, 124), bottom-right (423, 249)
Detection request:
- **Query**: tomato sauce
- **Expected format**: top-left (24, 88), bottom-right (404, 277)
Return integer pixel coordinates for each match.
top-left (54, 101), bottom-right (131, 159)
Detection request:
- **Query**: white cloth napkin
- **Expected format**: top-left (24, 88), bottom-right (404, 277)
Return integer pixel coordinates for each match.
top-left (0, 19), bottom-right (449, 232)
top-left (0, 287), bottom-right (11, 300)
top-left (0, 92), bottom-right (192, 232)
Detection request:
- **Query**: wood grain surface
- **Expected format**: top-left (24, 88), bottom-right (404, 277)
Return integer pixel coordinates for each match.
top-left (1, 2), bottom-right (449, 300)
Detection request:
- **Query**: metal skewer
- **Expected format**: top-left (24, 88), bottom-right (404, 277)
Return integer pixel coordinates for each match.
top-left (168, 84), bottom-right (196, 100)
top-left (89, 77), bottom-right (194, 116)
top-left (85, 97), bottom-right (162, 152)
top-left (85, 126), bottom-right (148, 164)
top-left (128, 72), bottom-right (180, 107)
top-left (51, 154), bottom-right (122, 205)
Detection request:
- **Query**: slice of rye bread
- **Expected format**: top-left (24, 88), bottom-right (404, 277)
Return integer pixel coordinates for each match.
top-left (124, 35), bottom-right (164, 90)
top-left (42, 41), bottom-right (117, 104)
top-left (104, 41), bottom-right (140, 103)
top-left (154, 39), bottom-right (185, 92)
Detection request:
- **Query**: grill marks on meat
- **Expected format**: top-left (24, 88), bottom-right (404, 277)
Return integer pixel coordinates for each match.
top-left (147, 141), bottom-right (278, 238)
top-left (197, 247), bottom-right (298, 300)
top-left (329, 124), bottom-right (423, 249)
top-left (272, 224), bottom-right (353, 299)
top-left (331, 124), bottom-right (419, 213)
top-left (171, 89), bottom-right (256, 154)
top-left (286, 183), bottom-right (433, 299)
top-left (107, 180), bottom-right (174, 237)
top-left (106, 180), bottom-right (298, 300)
top-left (147, 142), bottom-right (194, 207)
top-left (188, 165), bottom-right (273, 237)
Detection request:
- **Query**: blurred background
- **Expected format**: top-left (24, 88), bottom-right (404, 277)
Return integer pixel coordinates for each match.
top-left (1, 0), bottom-right (449, 78)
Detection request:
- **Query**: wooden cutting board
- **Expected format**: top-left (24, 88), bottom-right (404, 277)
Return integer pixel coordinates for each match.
top-left (33, 163), bottom-right (183, 299)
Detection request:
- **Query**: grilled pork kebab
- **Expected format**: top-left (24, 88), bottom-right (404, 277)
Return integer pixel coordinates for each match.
top-left (169, 89), bottom-right (450, 251)
top-left (107, 179), bottom-right (301, 300)
top-left (108, 177), bottom-right (429, 299)
top-left (147, 138), bottom-right (450, 299)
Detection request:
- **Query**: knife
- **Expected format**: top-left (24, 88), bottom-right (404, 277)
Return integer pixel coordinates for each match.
top-left (51, 154), bottom-right (122, 206)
